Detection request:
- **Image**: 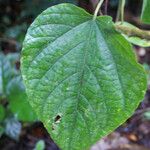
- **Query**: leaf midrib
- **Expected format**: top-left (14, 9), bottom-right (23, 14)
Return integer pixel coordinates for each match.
top-left (67, 21), bottom-right (94, 149)
top-left (67, 19), bottom-right (127, 148)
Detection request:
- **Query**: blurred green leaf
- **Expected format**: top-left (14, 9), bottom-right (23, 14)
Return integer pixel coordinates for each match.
top-left (5, 117), bottom-right (21, 141)
top-left (7, 76), bottom-right (37, 122)
top-left (141, 0), bottom-right (150, 24)
top-left (34, 140), bottom-right (45, 150)
top-left (6, 53), bottom-right (20, 65)
top-left (123, 35), bottom-right (150, 47)
top-left (0, 53), bottom-right (19, 98)
top-left (0, 125), bottom-right (4, 137)
top-left (0, 105), bottom-right (5, 121)
top-left (143, 63), bottom-right (150, 86)
top-left (0, 52), bottom-right (37, 122)
top-left (4, 24), bottom-right (27, 43)
top-left (0, 53), bottom-right (13, 98)
top-left (144, 111), bottom-right (150, 120)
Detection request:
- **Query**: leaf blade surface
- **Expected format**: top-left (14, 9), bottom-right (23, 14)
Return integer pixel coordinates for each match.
top-left (21, 4), bottom-right (147, 150)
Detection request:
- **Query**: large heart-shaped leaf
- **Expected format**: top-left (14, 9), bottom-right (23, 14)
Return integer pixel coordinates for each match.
top-left (141, 0), bottom-right (150, 24)
top-left (21, 3), bottom-right (147, 150)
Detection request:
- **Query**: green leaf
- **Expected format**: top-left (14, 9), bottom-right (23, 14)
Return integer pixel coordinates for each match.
top-left (0, 105), bottom-right (5, 121)
top-left (143, 63), bottom-right (150, 86)
top-left (6, 53), bottom-right (20, 66)
top-left (141, 0), bottom-right (150, 24)
top-left (0, 53), bottom-right (12, 97)
top-left (144, 111), bottom-right (150, 120)
top-left (123, 35), bottom-right (150, 47)
top-left (34, 140), bottom-right (45, 150)
top-left (0, 52), bottom-right (36, 122)
top-left (7, 76), bottom-right (37, 122)
top-left (21, 4), bottom-right (147, 150)
top-left (0, 53), bottom-right (19, 98)
top-left (0, 125), bottom-right (4, 137)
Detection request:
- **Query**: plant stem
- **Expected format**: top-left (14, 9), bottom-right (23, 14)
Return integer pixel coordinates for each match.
top-left (104, 0), bottom-right (108, 15)
top-left (120, 0), bottom-right (125, 23)
top-left (93, 0), bottom-right (105, 20)
top-left (116, 0), bottom-right (125, 23)
top-left (115, 24), bottom-right (150, 40)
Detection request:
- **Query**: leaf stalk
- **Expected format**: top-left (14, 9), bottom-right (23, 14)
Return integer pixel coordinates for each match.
top-left (116, 0), bottom-right (125, 23)
top-left (93, 0), bottom-right (105, 20)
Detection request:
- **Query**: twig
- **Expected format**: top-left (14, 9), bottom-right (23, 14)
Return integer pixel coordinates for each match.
top-left (115, 24), bottom-right (150, 40)
top-left (120, 0), bottom-right (125, 23)
top-left (116, 0), bottom-right (125, 23)
top-left (104, 0), bottom-right (108, 15)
